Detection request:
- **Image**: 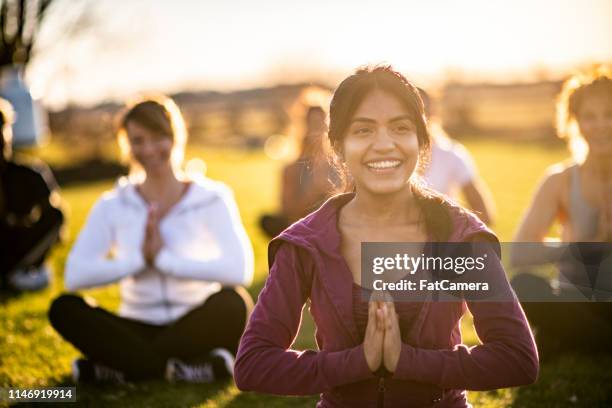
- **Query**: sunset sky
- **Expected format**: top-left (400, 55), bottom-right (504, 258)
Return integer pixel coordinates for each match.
top-left (28, 0), bottom-right (612, 109)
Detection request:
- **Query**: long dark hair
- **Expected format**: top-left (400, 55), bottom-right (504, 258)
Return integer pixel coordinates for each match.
top-left (327, 65), bottom-right (453, 241)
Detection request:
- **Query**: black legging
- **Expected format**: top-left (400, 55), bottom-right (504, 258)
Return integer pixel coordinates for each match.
top-left (511, 273), bottom-right (612, 359)
top-left (48, 287), bottom-right (253, 380)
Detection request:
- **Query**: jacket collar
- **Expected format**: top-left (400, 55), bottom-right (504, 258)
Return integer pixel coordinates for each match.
top-left (115, 175), bottom-right (226, 215)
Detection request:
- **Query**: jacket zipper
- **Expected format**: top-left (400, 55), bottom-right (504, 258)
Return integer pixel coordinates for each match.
top-left (377, 376), bottom-right (385, 408)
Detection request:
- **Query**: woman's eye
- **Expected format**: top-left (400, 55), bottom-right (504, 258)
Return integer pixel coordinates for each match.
top-left (353, 127), bottom-right (373, 135)
top-left (393, 124), bottom-right (414, 134)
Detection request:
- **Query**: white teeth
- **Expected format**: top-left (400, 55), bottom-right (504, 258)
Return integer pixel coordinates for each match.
top-left (366, 160), bottom-right (401, 169)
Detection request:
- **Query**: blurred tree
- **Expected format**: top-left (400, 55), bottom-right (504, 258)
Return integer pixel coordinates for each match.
top-left (0, 0), bottom-right (54, 68)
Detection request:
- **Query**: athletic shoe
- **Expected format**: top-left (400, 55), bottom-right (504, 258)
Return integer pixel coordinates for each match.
top-left (8, 265), bottom-right (50, 292)
top-left (209, 348), bottom-right (234, 380)
top-left (165, 358), bottom-right (215, 383)
top-left (72, 358), bottom-right (126, 384)
top-left (166, 348), bottom-right (235, 383)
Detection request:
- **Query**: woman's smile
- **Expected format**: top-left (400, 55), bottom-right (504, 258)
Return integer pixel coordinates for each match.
top-left (364, 158), bottom-right (404, 174)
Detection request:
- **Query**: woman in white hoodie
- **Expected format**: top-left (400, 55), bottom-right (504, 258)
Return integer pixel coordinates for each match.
top-left (48, 95), bottom-right (254, 384)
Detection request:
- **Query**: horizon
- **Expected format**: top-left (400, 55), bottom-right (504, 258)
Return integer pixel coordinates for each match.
top-left (25, 0), bottom-right (612, 110)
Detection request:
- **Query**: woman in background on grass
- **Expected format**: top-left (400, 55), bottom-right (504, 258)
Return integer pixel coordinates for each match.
top-left (235, 66), bottom-right (538, 407)
top-left (511, 65), bottom-right (612, 357)
top-left (0, 98), bottom-right (64, 294)
top-left (48, 95), bottom-right (254, 384)
top-left (418, 88), bottom-right (496, 226)
top-left (260, 106), bottom-right (338, 238)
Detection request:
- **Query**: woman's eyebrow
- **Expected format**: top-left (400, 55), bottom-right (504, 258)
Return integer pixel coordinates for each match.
top-left (350, 115), bottom-right (413, 125)
top-left (389, 115), bottom-right (413, 123)
top-left (350, 117), bottom-right (376, 124)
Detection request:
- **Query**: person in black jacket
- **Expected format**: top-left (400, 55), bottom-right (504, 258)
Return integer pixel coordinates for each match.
top-left (0, 97), bottom-right (64, 294)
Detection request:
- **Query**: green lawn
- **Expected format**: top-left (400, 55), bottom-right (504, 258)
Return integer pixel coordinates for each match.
top-left (1, 139), bottom-right (611, 407)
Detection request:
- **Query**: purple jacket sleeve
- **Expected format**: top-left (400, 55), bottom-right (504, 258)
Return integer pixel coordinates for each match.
top-left (393, 237), bottom-right (539, 390)
top-left (234, 242), bottom-right (374, 395)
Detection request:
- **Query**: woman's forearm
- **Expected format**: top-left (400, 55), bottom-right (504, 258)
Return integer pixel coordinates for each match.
top-left (509, 241), bottom-right (568, 268)
top-left (64, 253), bottom-right (146, 290)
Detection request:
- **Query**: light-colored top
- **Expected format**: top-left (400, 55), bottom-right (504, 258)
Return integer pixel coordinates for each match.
top-left (568, 164), bottom-right (600, 241)
top-left (423, 139), bottom-right (476, 197)
top-left (556, 164), bottom-right (606, 293)
top-left (65, 176), bottom-right (254, 325)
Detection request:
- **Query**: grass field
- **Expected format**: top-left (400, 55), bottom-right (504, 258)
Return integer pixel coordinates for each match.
top-left (2, 139), bottom-right (611, 407)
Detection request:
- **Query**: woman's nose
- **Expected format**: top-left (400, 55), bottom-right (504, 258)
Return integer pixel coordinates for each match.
top-left (140, 141), bottom-right (157, 155)
top-left (372, 127), bottom-right (395, 151)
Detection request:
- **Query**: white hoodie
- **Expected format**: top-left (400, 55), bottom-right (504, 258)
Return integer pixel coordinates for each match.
top-left (65, 176), bottom-right (254, 325)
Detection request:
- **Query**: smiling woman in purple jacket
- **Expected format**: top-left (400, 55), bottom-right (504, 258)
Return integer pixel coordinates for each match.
top-left (234, 66), bottom-right (538, 407)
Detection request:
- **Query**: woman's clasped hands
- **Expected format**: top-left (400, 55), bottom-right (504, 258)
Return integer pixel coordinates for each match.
top-left (363, 292), bottom-right (402, 374)
top-left (143, 203), bottom-right (164, 266)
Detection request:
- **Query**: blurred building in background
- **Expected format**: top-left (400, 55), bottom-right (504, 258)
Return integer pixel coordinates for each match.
top-left (441, 80), bottom-right (563, 140)
top-left (49, 77), bottom-right (570, 157)
top-left (50, 83), bottom-right (332, 150)
top-left (174, 83), bottom-right (331, 148)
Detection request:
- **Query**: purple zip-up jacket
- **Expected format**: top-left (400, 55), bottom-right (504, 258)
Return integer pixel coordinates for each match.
top-left (235, 193), bottom-right (538, 407)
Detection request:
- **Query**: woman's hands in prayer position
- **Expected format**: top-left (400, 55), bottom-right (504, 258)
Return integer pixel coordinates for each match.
top-left (143, 204), bottom-right (164, 266)
top-left (363, 292), bottom-right (401, 373)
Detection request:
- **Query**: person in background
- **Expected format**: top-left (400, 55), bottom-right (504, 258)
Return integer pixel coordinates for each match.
top-left (419, 88), bottom-right (496, 226)
top-left (260, 106), bottom-right (338, 238)
top-left (48, 95), bottom-right (254, 384)
top-left (511, 65), bottom-right (612, 357)
top-left (0, 97), bottom-right (64, 294)
top-left (235, 66), bottom-right (537, 407)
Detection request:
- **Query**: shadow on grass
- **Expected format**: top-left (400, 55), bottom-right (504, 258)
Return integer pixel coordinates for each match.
top-left (13, 376), bottom-right (233, 408)
top-left (225, 392), bottom-right (318, 408)
top-left (512, 354), bottom-right (612, 408)
top-left (22, 376), bottom-right (320, 408)
top-left (0, 288), bottom-right (27, 305)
